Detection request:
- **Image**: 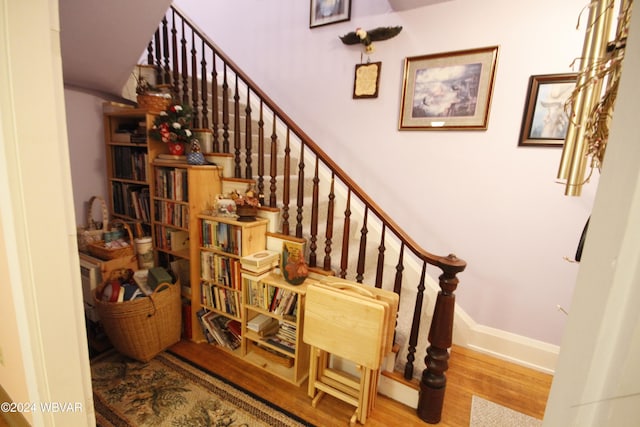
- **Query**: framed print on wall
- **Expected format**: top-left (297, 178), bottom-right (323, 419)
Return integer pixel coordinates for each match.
top-left (518, 73), bottom-right (577, 147)
top-left (310, 0), bottom-right (351, 28)
top-left (398, 46), bottom-right (499, 131)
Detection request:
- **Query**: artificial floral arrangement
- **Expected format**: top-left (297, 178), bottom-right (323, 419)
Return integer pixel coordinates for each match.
top-left (148, 104), bottom-right (194, 145)
top-left (230, 187), bottom-right (260, 208)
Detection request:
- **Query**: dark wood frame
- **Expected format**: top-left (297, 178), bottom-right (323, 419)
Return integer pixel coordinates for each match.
top-left (353, 62), bottom-right (381, 99)
top-left (399, 46), bottom-right (499, 131)
top-left (518, 73), bottom-right (577, 147)
top-left (310, 0), bottom-right (351, 28)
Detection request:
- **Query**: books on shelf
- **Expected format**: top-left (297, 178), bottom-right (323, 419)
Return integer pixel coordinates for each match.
top-left (200, 219), bottom-right (243, 256)
top-left (200, 252), bottom-right (242, 288)
top-left (155, 226), bottom-right (189, 252)
top-left (197, 310), bottom-right (240, 350)
top-left (244, 277), bottom-right (299, 318)
top-left (200, 280), bottom-right (241, 317)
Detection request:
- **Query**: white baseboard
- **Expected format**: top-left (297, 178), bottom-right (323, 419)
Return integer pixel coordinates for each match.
top-left (377, 310), bottom-right (559, 408)
top-left (452, 310), bottom-right (559, 375)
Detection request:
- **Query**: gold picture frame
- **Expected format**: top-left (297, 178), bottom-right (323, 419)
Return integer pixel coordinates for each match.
top-left (353, 62), bottom-right (381, 99)
top-left (518, 73), bottom-right (577, 147)
top-left (398, 46), bottom-right (499, 130)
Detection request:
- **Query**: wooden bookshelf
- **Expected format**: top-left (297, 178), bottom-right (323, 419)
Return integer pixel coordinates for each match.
top-left (103, 108), bottom-right (165, 236)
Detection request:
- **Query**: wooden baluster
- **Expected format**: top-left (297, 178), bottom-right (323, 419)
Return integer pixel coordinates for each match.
top-left (393, 243), bottom-right (405, 295)
top-left (417, 254), bottom-right (466, 424)
top-left (180, 20), bottom-right (189, 105)
top-left (281, 130), bottom-right (291, 236)
top-left (244, 86), bottom-right (253, 179)
top-left (405, 262), bottom-right (427, 380)
top-left (171, 11), bottom-right (180, 99)
top-left (233, 76), bottom-right (241, 177)
top-left (200, 41), bottom-right (208, 129)
top-left (153, 29), bottom-right (161, 81)
top-left (211, 51), bottom-right (219, 152)
top-left (222, 64), bottom-right (230, 153)
top-left (375, 225), bottom-right (386, 288)
top-left (257, 102), bottom-right (265, 205)
top-left (161, 17), bottom-right (170, 85)
top-left (295, 142), bottom-right (305, 239)
top-left (146, 40), bottom-right (154, 67)
top-left (355, 206), bottom-right (368, 283)
top-left (323, 174), bottom-right (335, 271)
top-left (268, 114), bottom-right (278, 208)
top-left (339, 190), bottom-right (351, 278)
top-left (309, 158), bottom-right (320, 268)
top-left (190, 31), bottom-right (199, 128)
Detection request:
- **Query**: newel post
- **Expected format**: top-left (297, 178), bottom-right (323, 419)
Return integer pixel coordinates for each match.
top-left (417, 254), bottom-right (466, 424)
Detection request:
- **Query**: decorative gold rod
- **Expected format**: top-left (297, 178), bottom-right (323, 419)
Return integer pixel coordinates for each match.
top-left (558, 0), bottom-right (615, 196)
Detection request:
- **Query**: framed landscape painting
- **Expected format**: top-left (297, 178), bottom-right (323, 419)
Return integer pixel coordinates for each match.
top-left (518, 73), bottom-right (577, 147)
top-left (398, 46), bottom-right (499, 130)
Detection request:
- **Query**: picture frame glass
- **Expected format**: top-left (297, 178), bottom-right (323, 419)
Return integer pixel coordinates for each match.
top-left (518, 73), bottom-right (577, 147)
top-left (310, 0), bottom-right (351, 28)
top-left (399, 46), bottom-right (499, 130)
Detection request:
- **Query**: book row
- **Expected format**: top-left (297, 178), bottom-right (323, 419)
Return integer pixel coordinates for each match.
top-left (201, 281), bottom-right (241, 317)
top-left (111, 146), bottom-right (148, 182)
top-left (200, 251), bottom-right (242, 289)
top-left (154, 167), bottom-right (189, 202)
top-left (111, 182), bottom-right (150, 222)
top-left (154, 200), bottom-right (190, 229)
top-left (200, 220), bottom-right (243, 256)
top-left (245, 278), bottom-right (299, 318)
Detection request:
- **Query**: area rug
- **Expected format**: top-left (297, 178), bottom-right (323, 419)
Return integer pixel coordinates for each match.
top-left (470, 395), bottom-right (542, 427)
top-left (91, 350), bottom-right (314, 427)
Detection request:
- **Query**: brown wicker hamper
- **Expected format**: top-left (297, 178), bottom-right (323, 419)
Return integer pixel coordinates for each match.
top-left (94, 277), bottom-right (181, 362)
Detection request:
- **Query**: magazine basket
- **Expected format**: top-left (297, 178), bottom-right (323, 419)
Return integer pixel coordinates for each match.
top-left (94, 273), bottom-right (181, 362)
top-left (77, 196), bottom-right (108, 253)
top-left (88, 219), bottom-right (135, 260)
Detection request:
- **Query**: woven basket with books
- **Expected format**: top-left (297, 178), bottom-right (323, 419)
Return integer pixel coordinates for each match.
top-left (94, 271), bottom-right (181, 362)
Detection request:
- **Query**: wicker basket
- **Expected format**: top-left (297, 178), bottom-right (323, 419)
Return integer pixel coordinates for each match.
top-left (94, 275), bottom-right (181, 362)
top-left (77, 196), bottom-right (109, 253)
top-left (137, 92), bottom-right (172, 112)
top-left (88, 219), bottom-right (135, 260)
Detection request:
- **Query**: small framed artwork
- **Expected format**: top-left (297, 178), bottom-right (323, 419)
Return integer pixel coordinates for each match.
top-left (518, 73), bottom-right (577, 147)
top-left (353, 62), bottom-right (381, 99)
top-left (310, 0), bottom-right (351, 28)
top-left (398, 46), bottom-right (499, 131)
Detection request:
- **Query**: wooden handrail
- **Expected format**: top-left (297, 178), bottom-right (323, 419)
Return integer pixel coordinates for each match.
top-left (146, 5), bottom-right (467, 423)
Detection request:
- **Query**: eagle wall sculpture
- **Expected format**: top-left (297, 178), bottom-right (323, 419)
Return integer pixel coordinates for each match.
top-left (340, 26), bottom-right (403, 53)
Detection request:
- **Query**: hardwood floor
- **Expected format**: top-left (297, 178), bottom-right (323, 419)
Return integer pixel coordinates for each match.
top-left (169, 340), bottom-right (552, 427)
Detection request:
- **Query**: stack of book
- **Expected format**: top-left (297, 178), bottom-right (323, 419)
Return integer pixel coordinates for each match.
top-left (196, 309), bottom-right (241, 350)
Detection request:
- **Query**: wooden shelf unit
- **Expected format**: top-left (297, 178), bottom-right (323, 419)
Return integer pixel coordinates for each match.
top-left (103, 108), bottom-right (165, 235)
top-left (241, 273), bottom-right (310, 386)
top-left (192, 215), bottom-right (268, 338)
top-left (150, 162), bottom-right (222, 279)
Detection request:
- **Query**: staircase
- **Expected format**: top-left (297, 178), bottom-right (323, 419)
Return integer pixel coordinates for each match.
top-left (137, 5), bottom-right (467, 423)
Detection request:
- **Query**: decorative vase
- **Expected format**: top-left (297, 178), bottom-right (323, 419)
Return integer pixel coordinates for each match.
top-left (168, 142), bottom-right (184, 155)
top-left (236, 205), bottom-right (258, 222)
top-left (187, 140), bottom-right (206, 165)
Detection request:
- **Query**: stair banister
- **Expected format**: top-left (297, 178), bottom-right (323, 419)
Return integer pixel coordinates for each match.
top-left (146, 5), bottom-right (467, 423)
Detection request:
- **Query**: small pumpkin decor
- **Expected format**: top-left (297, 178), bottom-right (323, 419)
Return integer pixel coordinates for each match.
top-left (186, 140), bottom-right (206, 165)
top-left (148, 103), bottom-right (193, 155)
